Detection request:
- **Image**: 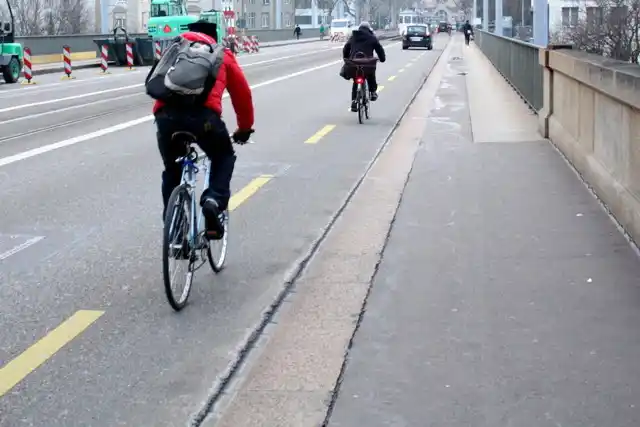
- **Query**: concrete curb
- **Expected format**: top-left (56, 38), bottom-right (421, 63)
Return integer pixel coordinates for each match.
top-left (191, 35), bottom-right (447, 427)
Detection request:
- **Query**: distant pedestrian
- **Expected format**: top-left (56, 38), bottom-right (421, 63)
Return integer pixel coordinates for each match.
top-left (462, 20), bottom-right (473, 46)
top-left (294, 25), bottom-right (301, 40)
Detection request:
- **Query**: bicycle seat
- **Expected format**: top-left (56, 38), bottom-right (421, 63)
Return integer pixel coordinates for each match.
top-left (171, 131), bottom-right (198, 145)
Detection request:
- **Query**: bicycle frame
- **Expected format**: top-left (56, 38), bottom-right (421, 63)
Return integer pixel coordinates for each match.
top-left (354, 74), bottom-right (368, 94)
top-left (171, 145), bottom-right (211, 250)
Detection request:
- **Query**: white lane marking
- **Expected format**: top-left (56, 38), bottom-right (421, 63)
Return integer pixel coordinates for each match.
top-left (0, 84), bottom-right (142, 114)
top-left (241, 46), bottom-right (341, 68)
top-left (0, 49), bottom-right (336, 110)
top-left (0, 71), bottom-right (146, 100)
top-left (0, 236), bottom-right (45, 261)
top-left (0, 44), bottom-right (325, 99)
top-left (0, 39), bottom-right (399, 106)
top-left (0, 58), bottom-right (344, 168)
top-left (0, 93), bottom-right (145, 125)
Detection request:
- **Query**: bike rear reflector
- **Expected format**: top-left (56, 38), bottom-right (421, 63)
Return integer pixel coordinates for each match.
top-left (355, 77), bottom-right (364, 84)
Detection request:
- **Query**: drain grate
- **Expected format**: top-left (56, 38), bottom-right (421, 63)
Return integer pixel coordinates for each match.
top-left (457, 71), bottom-right (468, 75)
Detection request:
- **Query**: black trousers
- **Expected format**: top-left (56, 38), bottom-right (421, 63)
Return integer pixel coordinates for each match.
top-left (155, 107), bottom-right (236, 217)
top-left (351, 73), bottom-right (378, 100)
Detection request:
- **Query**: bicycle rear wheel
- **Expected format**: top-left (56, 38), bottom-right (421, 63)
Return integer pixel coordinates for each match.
top-left (207, 210), bottom-right (229, 273)
top-left (357, 84), bottom-right (364, 124)
top-left (364, 85), bottom-right (370, 119)
top-left (162, 184), bottom-right (195, 311)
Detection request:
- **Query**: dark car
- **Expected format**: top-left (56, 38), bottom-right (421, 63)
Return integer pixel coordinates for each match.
top-left (402, 25), bottom-right (432, 50)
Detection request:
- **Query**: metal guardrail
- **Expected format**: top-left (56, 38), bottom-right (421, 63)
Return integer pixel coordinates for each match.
top-left (474, 30), bottom-right (543, 111)
top-left (16, 29), bottom-right (322, 57)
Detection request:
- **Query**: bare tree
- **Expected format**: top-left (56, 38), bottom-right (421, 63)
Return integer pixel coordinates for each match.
top-left (50, 0), bottom-right (90, 34)
top-left (343, 0), bottom-right (356, 18)
top-left (453, 0), bottom-right (473, 20)
top-left (8, 0), bottom-right (45, 35)
top-left (317, 0), bottom-right (341, 21)
top-left (367, 0), bottom-right (385, 24)
top-left (553, 0), bottom-right (640, 63)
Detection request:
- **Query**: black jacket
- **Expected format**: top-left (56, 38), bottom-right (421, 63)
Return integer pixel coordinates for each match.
top-left (462, 23), bottom-right (473, 35)
top-left (342, 29), bottom-right (386, 62)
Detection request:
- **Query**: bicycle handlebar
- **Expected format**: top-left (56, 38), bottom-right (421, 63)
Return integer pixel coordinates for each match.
top-left (174, 134), bottom-right (254, 164)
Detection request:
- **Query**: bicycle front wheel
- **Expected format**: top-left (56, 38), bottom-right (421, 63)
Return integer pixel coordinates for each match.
top-left (207, 210), bottom-right (229, 273)
top-left (162, 184), bottom-right (195, 311)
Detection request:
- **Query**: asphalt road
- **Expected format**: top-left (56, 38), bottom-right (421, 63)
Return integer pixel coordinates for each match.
top-left (0, 36), bottom-right (445, 426)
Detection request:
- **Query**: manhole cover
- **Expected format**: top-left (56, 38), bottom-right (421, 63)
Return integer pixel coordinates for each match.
top-left (457, 72), bottom-right (468, 75)
top-left (451, 56), bottom-right (462, 61)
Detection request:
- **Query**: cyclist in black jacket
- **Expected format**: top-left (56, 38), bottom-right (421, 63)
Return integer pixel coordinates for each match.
top-left (343, 22), bottom-right (386, 112)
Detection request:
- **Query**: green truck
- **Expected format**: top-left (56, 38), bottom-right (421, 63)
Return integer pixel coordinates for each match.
top-left (0, 0), bottom-right (23, 83)
top-left (94, 1), bottom-right (230, 67)
top-left (147, 0), bottom-right (228, 42)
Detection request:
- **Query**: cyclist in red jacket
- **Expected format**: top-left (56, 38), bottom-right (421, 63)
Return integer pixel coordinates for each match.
top-left (153, 21), bottom-right (255, 240)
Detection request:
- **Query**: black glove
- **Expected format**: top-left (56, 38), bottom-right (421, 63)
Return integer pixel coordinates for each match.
top-left (232, 129), bottom-right (254, 144)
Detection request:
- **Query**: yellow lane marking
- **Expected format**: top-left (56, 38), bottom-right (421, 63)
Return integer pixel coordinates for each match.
top-left (388, 75), bottom-right (397, 81)
top-left (0, 310), bottom-right (104, 397)
top-left (378, 85), bottom-right (385, 92)
top-left (304, 125), bottom-right (336, 144)
top-left (228, 175), bottom-right (273, 211)
top-left (406, 63), bottom-right (413, 68)
top-left (31, 51), bottom-right (97, 65)
top-left (399, 68), bottom-right (405, 73)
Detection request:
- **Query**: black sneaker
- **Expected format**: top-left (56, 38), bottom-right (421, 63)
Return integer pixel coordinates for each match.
top-left (201, 198), bottom-right (224, 240)
top-left (370, 91), bottom-right (378, 101)
top-left (350, 101), bottom-right (357, 112)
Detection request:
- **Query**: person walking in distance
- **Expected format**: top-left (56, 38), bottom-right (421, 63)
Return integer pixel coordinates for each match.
top-left (294, 25), bottom-right (301, 40)
top-left (462, 20), bottom-right (474, 46)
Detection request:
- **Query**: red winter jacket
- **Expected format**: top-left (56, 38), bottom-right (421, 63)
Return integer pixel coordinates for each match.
top-left (152, 31), bottom-right (254, 131)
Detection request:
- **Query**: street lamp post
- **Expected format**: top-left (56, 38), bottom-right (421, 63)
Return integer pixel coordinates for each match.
top-left (532, 0), bottom-right (548, 46)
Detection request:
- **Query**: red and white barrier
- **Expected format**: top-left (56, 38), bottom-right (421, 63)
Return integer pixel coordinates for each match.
top-left (250, 36), bottom-right (259, 53)
top-left (242, 36), bottom-right (251, 53)
top-left (100, 44), bottom-right (110, 74)
top-left (126, 43), bottom-right (134, 70)
top-left (21, 47), bottom-right (35, 85)
top-left (226, 35), bottom-right (238, 55)
top-left (154, 41), bottom-right (162, 61)
top-left (330, 33), bottom-right (346, 43)
top-left (62, 45), bottom-right (74, 79)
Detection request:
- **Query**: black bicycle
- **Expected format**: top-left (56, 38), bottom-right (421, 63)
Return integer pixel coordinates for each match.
top-left (345, 57), bottom-right (378, 124)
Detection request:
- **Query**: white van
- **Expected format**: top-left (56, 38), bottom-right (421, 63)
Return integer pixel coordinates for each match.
top-left (329, 19), bottom-right (353, 38)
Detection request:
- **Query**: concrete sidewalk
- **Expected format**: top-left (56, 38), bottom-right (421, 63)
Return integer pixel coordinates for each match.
top-left (327, 36), bottom-right (640, 426)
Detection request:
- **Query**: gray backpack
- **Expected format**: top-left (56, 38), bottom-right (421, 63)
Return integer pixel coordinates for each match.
top-left (146, 36), bottom-right (225, 106)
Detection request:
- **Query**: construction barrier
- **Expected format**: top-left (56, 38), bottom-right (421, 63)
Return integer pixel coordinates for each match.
top-left (154, 41), bottom-right (162, 61)
top-left (100, 45), bottom-right (110, 74)
top-left (125, 43), bottom-right (135, 70)
top-left (21, 47), bottom-right (35, 85)
top-left (330, 33), bottom-right (346, 43)
top-left (223, 35), bottom-right (238, 55)
top-left (62, 45), bottom-right (75, 80)
top-left (250, 36), bottom-right (260, 53)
